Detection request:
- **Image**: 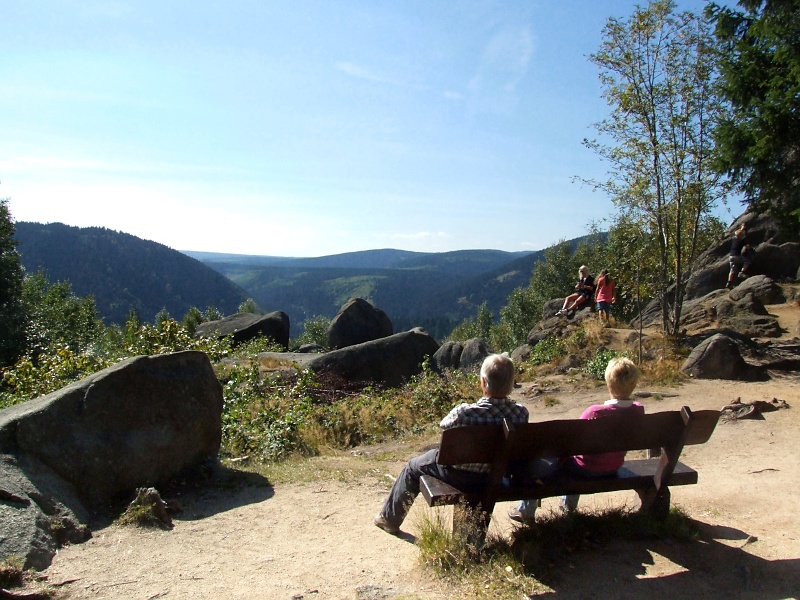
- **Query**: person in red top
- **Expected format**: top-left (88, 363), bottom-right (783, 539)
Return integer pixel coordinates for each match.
top-left (509, 357), bottom-right (644, 524)
top-left (594, 269), bottom-right (616, 326)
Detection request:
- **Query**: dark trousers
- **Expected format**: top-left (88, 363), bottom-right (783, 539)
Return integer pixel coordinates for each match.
top-left (379, 448), bottom-right (489, 528)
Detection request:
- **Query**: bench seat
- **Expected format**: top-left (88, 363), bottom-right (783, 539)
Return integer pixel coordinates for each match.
top-left (421, 458), bottom-right (699, 507)
top-left (416, 406), bottom-right (720, 531)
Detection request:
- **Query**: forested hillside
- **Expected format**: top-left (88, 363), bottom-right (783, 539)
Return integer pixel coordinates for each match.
top-left (197, 249), bottom-right (543, 339)
top-left (14, 222), bottom-right (248, 325)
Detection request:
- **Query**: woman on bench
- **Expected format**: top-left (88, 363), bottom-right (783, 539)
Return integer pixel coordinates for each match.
top-left (508, 357), bottom-right (644, 524)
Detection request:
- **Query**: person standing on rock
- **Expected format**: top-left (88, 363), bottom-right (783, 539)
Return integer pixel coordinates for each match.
top-left (726, 224), bottom-right (751, 289)
top-left (373, 354), bottom-right (528, 535)
top-left (594, 269), bottom-right (616, 325)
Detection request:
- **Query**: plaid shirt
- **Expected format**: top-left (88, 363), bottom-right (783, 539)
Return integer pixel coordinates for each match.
top-left (439, 397), bottom-right (529, 473)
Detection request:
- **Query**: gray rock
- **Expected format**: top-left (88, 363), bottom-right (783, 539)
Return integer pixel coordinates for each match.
top-left (308, 328), bottom-right (439, 387)
top-left (431, 338), bottom-right (492, 373)
top-left (327, 298), bottom-right (393, 349)
top-left (0, 351), bottom-right (223, 506)
top-left (430, 340), bottom-right (464, 373)
top-left (459, 339), bottom-right (493, 373)
top-left (681, 333), bottom-right (767, 381)
top-left (0, 454), bottom-right (89, 570)
top-left (729, 275), bottom-right (785, 305)
top-left (510, 344), bottom-right (531, 364)
top-left (195, 311), bottom-right (290, 349)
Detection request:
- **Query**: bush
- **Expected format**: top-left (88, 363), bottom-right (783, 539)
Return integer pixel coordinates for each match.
top-left (584, 347), bottom-right (621, 379)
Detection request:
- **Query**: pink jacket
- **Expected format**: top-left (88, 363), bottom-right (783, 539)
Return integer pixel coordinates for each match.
top-left (572, 400), bottom-right (645, 472)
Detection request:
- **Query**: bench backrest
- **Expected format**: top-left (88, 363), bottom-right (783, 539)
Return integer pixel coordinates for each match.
top-left (436, 407), bottom-right (720, 466)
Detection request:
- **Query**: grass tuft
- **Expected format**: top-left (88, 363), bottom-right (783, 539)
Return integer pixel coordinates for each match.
top-left (416, 504), bottom-right (698, 597)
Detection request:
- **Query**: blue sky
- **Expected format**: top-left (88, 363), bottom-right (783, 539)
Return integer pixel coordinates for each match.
top-left (1, 0), bottom-right (741, 257)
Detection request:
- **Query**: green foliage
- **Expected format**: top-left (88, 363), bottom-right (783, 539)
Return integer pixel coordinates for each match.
top-left (584, 347), bottom-right (622, 379)
top-left (448, 302), bottom-right (493, 344)
top-left (219, 359), bottom-right (476, 463)
top-left (238, 298), bottom-right (260, 314)
top-left (204, 305), bottom-right (224, 321)
top-left (708, 0), bottom-right (800, 233)
top-left (153, 307), bottom-right (171, 328)
top-left (0, 348), bottom-right (112, 406)
top-left (230, 334), bottom-right (285, 358)
top-left (0, 312), bottom-right (230, 408)
top-left (182, 306), bottom-right (204, 336)
top-left (584, 0), bottom-right (727, 334)
top-left (0, 200), bottom-right (27, 368)
top-left (21, 271), bottom-right (104, 357)
top-left (292, 315), bottom-right (330, 349)
top-left (527, 337), bottom-right (568, 366)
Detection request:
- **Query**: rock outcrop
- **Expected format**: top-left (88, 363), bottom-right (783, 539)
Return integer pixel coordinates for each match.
top-left (195, 311), bottom-right (290, 349)
top-left (681, 333), bottom-right (768, 381)
top-left (0, 351), bottom-right (223, 569)
top-left (431, 338), bottom-right (492, 373)
top-left (327, 298), bottom-right (393, 350)
top-left (308, 328), bottom-right (438, 387)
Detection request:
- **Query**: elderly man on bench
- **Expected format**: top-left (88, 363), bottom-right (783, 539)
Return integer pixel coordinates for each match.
top-left (374, 354), bottom-right (528, 535)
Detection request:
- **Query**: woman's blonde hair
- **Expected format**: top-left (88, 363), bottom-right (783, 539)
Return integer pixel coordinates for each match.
top-left (605, 357), bottom-right (639, 399)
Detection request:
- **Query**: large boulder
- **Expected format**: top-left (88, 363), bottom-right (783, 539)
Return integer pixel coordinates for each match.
top-left (431, 338), bottom-right (492, 373)
top-left (729, 275), bottom-right (786, 306)
top-left (0, 454), bottom-right (90, 570)
top-left (0, 351), bottom-right (223, 506)
top-left (308, 328), bottom-right (439, 387)
top-left (195, 311), bottom-right (290, 349)
top-left (327, 298), bottom-right (393, 349)
top-left (681, 333), bottom-right (767, 381)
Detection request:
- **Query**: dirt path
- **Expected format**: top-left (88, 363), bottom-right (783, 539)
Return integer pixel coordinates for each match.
top-left (35, 373), bottom-right (799, 600)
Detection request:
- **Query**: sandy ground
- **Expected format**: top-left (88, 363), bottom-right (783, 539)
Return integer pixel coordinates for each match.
top-left (24, 299), bottom-right (800, 600)
top-left (30, 371), bottom-right (798, 600)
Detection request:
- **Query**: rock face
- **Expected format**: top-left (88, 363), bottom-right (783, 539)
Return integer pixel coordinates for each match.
top-left (431, 338), bottom-right (492, 373)
top-left (639, 213), bottom-right (800, 325)
top-left (308, 328), bottom-right (439, 387)
top-left (0, 351), bottom-right (223, 569)
top-left (327, 298), bottom-right (393, 349)
top-left (195, 311), bottom-right (290, 349)
top-left (681, 333), bottom-right (767, 381)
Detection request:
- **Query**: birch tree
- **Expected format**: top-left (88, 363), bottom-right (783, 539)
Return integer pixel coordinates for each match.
top-left (582, 0), bottom-right (726, 335)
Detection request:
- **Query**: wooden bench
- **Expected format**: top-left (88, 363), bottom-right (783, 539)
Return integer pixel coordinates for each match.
top-left (419, 406), bottom-right (720, 532)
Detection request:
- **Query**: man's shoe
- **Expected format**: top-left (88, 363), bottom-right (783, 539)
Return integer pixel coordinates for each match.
top-left (374, 514), bottom-right (400, 535)
top-left (507, 507), bottom-right (535, 525)
top-left (738, 272), bottom-right (748, 279)
top-left (725, 282), bottom-right (734, 289)
top-left (555, 309), bottom-right (566, 316)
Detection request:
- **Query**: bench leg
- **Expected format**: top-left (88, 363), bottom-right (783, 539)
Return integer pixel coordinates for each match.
top-left (452, 501), bottom-right (491, 549)
top-left (637, 487), bottom-right (671, 520)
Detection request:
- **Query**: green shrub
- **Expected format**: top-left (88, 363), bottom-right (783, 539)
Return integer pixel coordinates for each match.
top-left (527, 337), bottom-right (567, 366)
top-left (584, 347), bottom-right (622, 379)
top-left (219, 359), bottom-right (478, 463)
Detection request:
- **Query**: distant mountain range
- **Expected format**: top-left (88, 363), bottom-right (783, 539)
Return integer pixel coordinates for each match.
top-left (182, 248), bottom-right (547, 338)
top-left (15, 222), bottom-right (584, 339)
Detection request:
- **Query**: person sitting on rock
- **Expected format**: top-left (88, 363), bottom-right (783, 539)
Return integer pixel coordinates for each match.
top-left (556, 266), bottom-right (595, 316)
top-left (374, 354), bottom-right (529, 535)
